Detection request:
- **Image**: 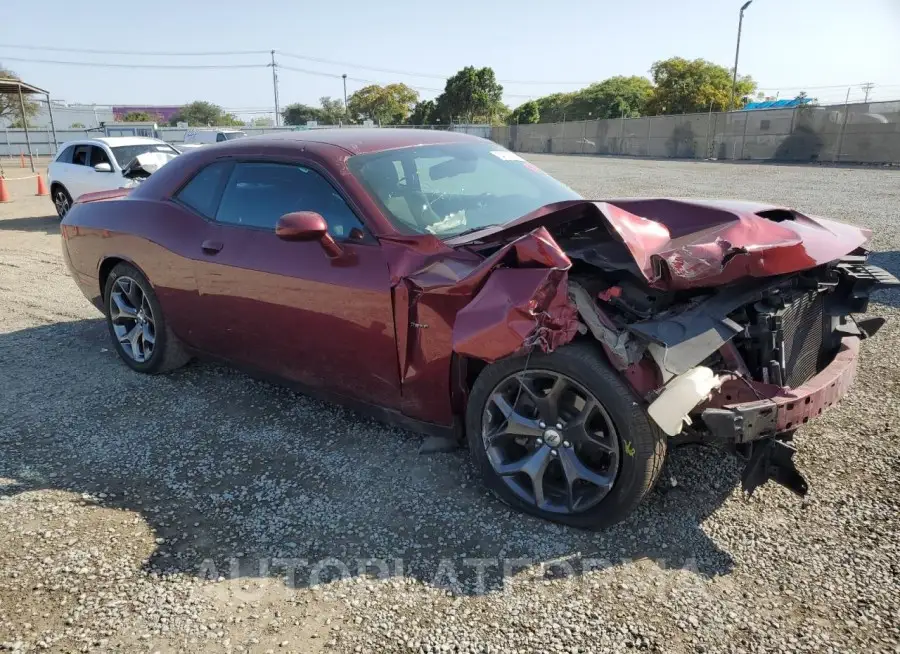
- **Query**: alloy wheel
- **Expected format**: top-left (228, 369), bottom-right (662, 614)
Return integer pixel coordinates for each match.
top-left (481, 370), bottom-right (620, 514)
top-left (109, 276), bottom-right (156, 363)
top-left (54, 190), bottom-right (70, 218)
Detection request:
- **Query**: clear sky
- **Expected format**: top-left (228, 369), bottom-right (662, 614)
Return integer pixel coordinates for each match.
top-left (3, 0), bottom-right (899, 120)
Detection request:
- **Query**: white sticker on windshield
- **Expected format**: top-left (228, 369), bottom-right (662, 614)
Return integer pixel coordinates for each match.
top-left (490, 150), bottom-right (525, 162)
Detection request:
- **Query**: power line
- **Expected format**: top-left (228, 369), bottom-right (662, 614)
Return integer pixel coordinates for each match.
top-left (277, 50), bottom-right (592, 86)
top-left (0, 43), bottom-right (268, 56)
top-left (0, 55), bottom-right (266, 70)
top-left (0, 42), bottom-right (594, 85)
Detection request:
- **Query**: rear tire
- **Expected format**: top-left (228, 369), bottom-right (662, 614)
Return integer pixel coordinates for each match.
top-left (52, 185), bottom-right (72, 219)
top-left (103, 263), bottom-right (190, 374)
top-left (466, 342), bottom-right (666, 529)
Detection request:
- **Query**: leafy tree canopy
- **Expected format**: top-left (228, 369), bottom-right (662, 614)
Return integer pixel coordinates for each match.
top-left (433, 66), bottom-right (504, 123)
top-left (318, 96), bottom-right (347, 125)
top-left (507, 100), bottom-right (540, 125)
top-left (647, 57), bottom-right (756, 114)
top-left (347, 83), bottom-right (418, 125)
top-left (0, 65), bottom-right (40, 126)
top-left (122, 111), bottom-right (153, 122)
top-left (168, 101), bottom-right (242, 127)
top-left (569, 76), bottom-right (654, 119)
top-left (407, 100), bottom-right (436, 125)
top-left (281, 103), bottom-right (322, 126)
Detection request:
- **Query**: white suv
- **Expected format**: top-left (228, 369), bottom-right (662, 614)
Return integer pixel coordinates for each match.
top-left (48, 137), bottom-right (180, 218)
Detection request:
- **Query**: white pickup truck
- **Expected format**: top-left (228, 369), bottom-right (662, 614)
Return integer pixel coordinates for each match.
top-left (177, 129), bottom-right (247, 151)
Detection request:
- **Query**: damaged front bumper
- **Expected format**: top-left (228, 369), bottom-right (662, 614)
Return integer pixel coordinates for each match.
top-left (700, 335), bottom-right (860, 444)
top-left (701, 336), bottom-right (861, 498)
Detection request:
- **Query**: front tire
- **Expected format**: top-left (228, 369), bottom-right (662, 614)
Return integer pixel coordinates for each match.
top-left (466, 342), bottom-right (666, 529)
top-left (104, 263), bottom-right (190, 374)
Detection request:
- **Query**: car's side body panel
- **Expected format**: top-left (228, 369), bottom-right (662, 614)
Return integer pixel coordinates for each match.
top-left (62, 197), bottom-right (204, 342)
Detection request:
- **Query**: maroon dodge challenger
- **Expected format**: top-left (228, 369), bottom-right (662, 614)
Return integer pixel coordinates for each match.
top-left (60, 129), bottom-right (897, 528)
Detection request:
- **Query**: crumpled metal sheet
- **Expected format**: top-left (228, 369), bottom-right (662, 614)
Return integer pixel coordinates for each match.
top-left (595, 200), bottom-right (873, 290)
top-left (381, 226), bottom-right (580, 370)
top-left (452, 199), bottom-right (873, 291)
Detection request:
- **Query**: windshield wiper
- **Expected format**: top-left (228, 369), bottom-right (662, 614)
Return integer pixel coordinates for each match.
top-left (444, 225), bottom-right (497, 240)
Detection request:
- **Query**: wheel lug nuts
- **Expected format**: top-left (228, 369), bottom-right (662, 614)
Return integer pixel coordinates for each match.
top-left (539, 421), bottom-right (546, 429)
top-left (563, 441), bottom-right (571, 448)
top-left (550, 449), bottom-right (558, 456)
top-left (536, 438), bottom-right (543, 445)
top-left (556, 423), bottom-right (562, 429)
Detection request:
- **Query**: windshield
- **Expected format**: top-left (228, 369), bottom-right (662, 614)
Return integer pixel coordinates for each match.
top-left (347, 143), bottom-right (581, 237)
top-left (111, 143), bottom-right (180, 166)
top-left (223, 132), bottom-right (246, 140)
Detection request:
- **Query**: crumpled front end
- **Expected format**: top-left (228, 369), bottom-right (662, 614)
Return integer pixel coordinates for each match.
top-left (438, 198), bottom-right (897, 497)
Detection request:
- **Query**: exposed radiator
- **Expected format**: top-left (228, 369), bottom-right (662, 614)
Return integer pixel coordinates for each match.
top-left (780, 292), bottom-right (826, 387)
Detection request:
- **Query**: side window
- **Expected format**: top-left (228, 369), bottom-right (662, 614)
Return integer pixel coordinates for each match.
top-left (175, 161), bottom-right (232, 218)
top-left (215, 162), bottom-right (366, 240)
top-left (216, 133), bottom-right (226, 143)
top-left (89, 146), bottom-right (111, 167)
top-left (56, 145), bottom-right (76, 164)
top-left (72, 145), bottom-right (92, 166)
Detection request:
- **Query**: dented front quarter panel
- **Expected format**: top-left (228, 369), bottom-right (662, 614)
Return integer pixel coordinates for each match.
top-left (379, 227), bottom-right (580, 424)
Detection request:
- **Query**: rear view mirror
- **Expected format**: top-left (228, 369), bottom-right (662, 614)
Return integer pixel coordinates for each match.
top-left (276, 211), bottom-right (343, 258)
top-left (93, 162), bottom-right (113, 173)
top-left (428, 157), bottom-right (476, 180)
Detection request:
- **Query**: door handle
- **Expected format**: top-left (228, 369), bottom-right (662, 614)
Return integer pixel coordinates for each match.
top-left (201, 240), bottom-right (223, 254)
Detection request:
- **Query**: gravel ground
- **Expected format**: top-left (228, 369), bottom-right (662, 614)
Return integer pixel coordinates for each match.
top-left (1, 156), bottom-right (899, 654)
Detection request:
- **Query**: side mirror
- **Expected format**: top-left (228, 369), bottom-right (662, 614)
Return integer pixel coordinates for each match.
top-left (94, 162), bottom-right (113, 173)
top-left (275, 211), bottom-right (343, 258)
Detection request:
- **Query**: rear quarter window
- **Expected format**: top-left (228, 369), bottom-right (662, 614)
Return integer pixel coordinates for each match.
top-left (175, 161), bottom-right (232, 218)
top-left (55, 145), bottom-right (76, 164)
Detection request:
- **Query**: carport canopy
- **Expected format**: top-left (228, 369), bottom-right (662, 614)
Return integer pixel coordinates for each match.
top-left (0, 77), bottom-right (59, 173)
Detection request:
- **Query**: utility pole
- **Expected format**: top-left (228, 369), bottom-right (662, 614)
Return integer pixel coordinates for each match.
top-left (342, 74), bottom-right (348, 110)
top-left (861, 82), bottom-right (874, 103)
top-left (729, 0), bottom-right (753, 111)
top-left (270, 50), bottom-right (280, 127)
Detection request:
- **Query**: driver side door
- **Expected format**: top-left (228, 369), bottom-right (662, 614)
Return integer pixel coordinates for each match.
top-left (187, 160), bottom-right (401, 409)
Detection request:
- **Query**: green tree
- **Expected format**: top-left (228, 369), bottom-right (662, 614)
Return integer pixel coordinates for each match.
top-left (251, 116), bottom-right (273, 127)
top-left (533, 92), bottom-right (575, 123)
top-left (168, 101), bottom-right (231, 126)
top-left (218, 113), bottom-right (244, 127)
top-left (569, 76), bottom-right (654, 119)
top-left (281, 103), bottom-right (322, 126)
top-left (318, 96), bottom-right (346, 125)
top-left (407, 100), bottom-right (436, 125)
top-left (69, 122), bottom-right (86, 128)
top-left (0, 65), bottom-right (40, 126)
top-left (347, 83), bottom-right (418, 125)
top-left (433, 66), bottom-right (504, 123)
top-left (507, 100), bottom-right (540, 125)
top-left (647, 57), bottom-right (756, 114)
top-left (122, 111), bottom-right (153, 122)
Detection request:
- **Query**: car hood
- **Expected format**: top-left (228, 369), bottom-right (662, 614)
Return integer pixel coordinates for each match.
top-left (449, 198), bottom-right (872, 290)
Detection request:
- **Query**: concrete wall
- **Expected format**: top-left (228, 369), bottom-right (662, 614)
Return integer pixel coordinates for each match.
top-left (491, 100), bottom-right (900, 165)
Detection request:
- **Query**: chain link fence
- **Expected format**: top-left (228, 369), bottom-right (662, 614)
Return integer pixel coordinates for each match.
top-left (0, 124), bottom-right (492, 158)
top-left (491, 100), bottom-right (900, 165)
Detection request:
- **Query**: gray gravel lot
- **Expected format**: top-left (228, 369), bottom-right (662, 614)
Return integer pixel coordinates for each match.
top-left (1, 155), bottom-right (899, 653)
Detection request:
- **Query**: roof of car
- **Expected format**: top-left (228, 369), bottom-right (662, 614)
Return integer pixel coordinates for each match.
top-left (91, 136), bottom-right (168, 146)
top-left (240, 128), bottom-right (486, 155)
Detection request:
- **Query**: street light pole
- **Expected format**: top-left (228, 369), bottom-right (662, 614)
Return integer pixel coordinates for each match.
top-left (729, 0), bottom-right (753, 111)
top-left (342, 74), bottom-right (348, 111)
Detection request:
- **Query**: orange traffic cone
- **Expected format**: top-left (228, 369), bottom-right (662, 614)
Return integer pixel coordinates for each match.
top-left (19, 153), bottom-right (25, 168)
top-left (0, 177), bottom-right (11, 203)
top-left (36, 174), bottom-right (49, 196)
